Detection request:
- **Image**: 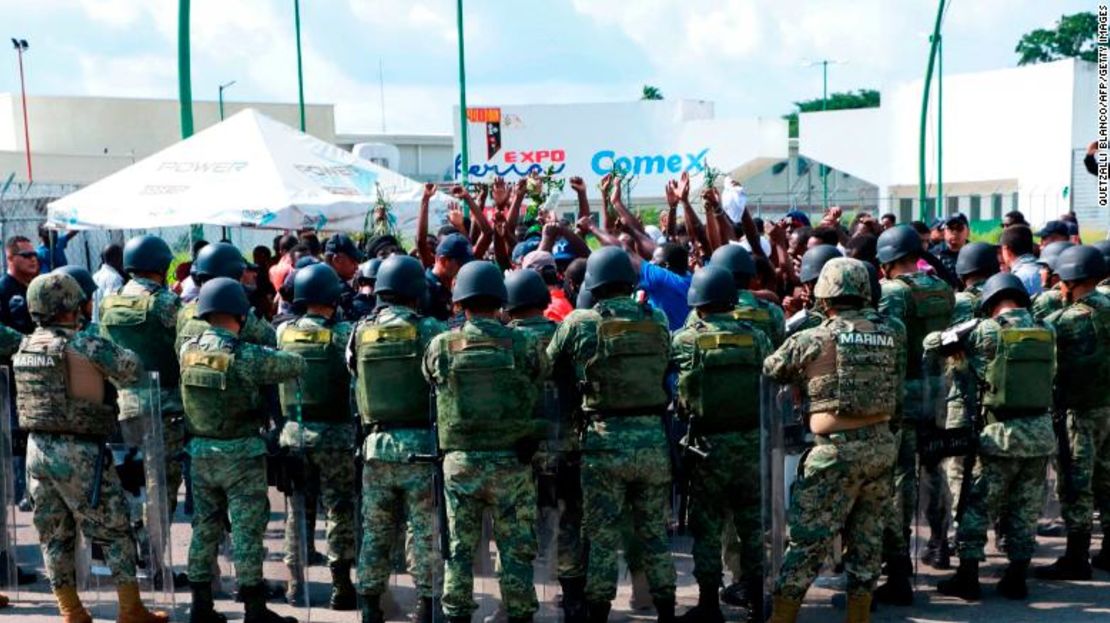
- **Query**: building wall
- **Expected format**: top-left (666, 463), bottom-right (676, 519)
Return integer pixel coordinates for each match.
top-left (335, 133), bottom-right (454, 182)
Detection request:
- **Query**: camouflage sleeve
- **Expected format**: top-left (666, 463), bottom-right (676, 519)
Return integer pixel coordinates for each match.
top-left (241, 344), bottom-right (306, 385)
top-left (669, 329), bottom-right (696, 372)
top-left (332, 322), bottom-right (354, 378)
top-left (74, 334), bottom-right (145, 388)
top-left (966, 321), bottom-right (1000, 382)
top-left (753, 326), bottom-right (775, 362)
top-left (519, 331), bottom-right (550, 383)
top-left (546, 314), bottom-right (576, 370)
top-left (879, 281), bottom-right (908, 321)
top-left (420, 318), bottom-right (449, 350)
top-left (922, 330), bottom-right (944, 353)
top-left (155, 291), bottom-right (182, 330)
top-left (244, 313), bottom-right (278, 347)
top-left (0, 322), bottom-right (21, 357)
top-left (762, 330), bottom-right (822, 383)
top-left (950, 294), bottom-right (976, 325)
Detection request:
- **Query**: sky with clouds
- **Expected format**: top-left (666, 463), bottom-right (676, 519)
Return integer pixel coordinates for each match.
top-left (0, 0), bottom-right (1096, 135)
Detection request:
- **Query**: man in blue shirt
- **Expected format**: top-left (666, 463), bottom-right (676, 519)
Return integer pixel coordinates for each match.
top-left (35, 225), bottom-right (77, 273)
top-left (999, 225), bottom-right (1042, 296)
top-left (422, 233), bottom-right (472, 322)
top-left (626, 242), bottom-right (692, 331)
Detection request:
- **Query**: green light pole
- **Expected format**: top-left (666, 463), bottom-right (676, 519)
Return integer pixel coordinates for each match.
top-left (918, 0), bottom-right (946, 221)
top-left (177, 0), bottom-right (194, 138)
top-left (937, 34), bottom-right (943, 220)
top-left (218, 80), bottom-right (236, 121)
top-left (294, 0), bottom-right (306, 132)
top-left (805, 59), bottom-right (842, 211)
top-left (456, 0), bottom-right (470, 216)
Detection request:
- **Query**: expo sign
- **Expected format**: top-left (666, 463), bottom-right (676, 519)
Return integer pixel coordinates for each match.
top-left (503, 149), bottom-right (566, 164)
top-left (590, 148), bottom-right (709, 176)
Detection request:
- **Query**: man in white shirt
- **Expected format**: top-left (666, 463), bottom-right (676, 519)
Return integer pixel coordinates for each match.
top-left (91, 243), bottom-right (126, 319)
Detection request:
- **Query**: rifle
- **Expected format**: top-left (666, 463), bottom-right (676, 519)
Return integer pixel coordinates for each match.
top-left (675, 413), bottom-right (709, 536)
top-left (408, 387), bottom-right (451, 560)
top-left (1053, 389), bottom-right (1078, 505)
top-left (88, 442), bottom-right (108, 508)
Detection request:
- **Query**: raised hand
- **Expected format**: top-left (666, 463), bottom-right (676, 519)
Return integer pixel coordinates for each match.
top-left (422, 182), bottom-right (437, 202)
top-left (569, 176), bottom-right (587, 194)
top-left (677, 171), bottom-right (690, 202)
top-left (491, 177), bottom-right (510, 206)
top-left (664, 180), bottom-right (680, 208)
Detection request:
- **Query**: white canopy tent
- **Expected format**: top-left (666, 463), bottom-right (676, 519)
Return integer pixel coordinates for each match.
top-left (47, 108), bottom-right (449, 235)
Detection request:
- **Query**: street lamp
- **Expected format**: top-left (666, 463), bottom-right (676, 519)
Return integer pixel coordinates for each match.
top-left (294, 0), bottom-right (306, 132)
top-left (803, 59), bottom-right (845, 212)
top-left (11, 38), bottom-right (31, 182)
top-left (456, 0), bottom-right (470, 216)
top-left (218, 80), bottom-right (236, 121)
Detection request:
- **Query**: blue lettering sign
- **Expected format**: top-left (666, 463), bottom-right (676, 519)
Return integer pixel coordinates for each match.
top-left (454, 154), bottom-right (566, 179)
top-left (590, 148), bottom-right (710, 176)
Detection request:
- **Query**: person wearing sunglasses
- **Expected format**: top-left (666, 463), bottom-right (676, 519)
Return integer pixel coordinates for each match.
top-left (1, 236), bottom-right (39, 335)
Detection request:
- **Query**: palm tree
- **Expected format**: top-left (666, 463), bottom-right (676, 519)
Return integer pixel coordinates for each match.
top-left (641, 85), bottom-right (663, 101)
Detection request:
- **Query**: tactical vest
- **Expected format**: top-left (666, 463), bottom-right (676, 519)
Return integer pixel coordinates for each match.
top-left (581, 311), bottom-right (669, 413)
top-left (1058, 301), bottom-right (1110, 409)
top-left (278, 322), bottom-right (349, 423)
top-left (14, 330), bottom-right (115, 437)
top-left (437, 333), bottom-right (532, 451)
top-left (354, 320), bottom-right (429, 427)
top-left (180, 341), bottom-right (261, 439)
top-left (898, 275), bottom-right (953, 378)
top-left (804, 317), bottom-right (899, 419)
top-left (99, 292), bottom-right (180, 386)
top-left (733, 305), bottom-right (775, 343)
top-left (982, 326), bottom-right (1054, 412)
top-left (683, 322), bottom-right (761, 433)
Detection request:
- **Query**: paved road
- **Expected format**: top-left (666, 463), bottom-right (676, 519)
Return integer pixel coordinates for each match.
top-left (3, 489), bottom-right (1108, 622)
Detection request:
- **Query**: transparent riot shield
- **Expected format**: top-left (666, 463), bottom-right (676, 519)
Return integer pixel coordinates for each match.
top-left (283, 380), bottom-right (313, 622)
top-left (138, 372), bottom-right (176, 614)
top-left (0, 367), bottom-right (17, 598)
top-left (533, 381), bottom-right (561, 620)
top-left (760, 377), bottom-right (789, 621)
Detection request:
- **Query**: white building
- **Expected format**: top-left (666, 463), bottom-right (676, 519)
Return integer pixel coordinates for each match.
top-left (334, 133), bottom-right (453, 183)
top-left (801, 59), bottom-right (1099, 229)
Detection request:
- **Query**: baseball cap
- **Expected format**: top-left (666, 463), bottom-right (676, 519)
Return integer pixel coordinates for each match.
top-left (522, 250), bottom-right (556, 272)
top-left (942, 213), bottom-right (968, 229)
top-left (552, 238), bottom-right (575, 262)
top-left (1036, 220), bottom-right (1069, 238)
top-left (784, 210), bottom-right (811, 228)
top-left (511, 239), bottom-right (540, 265)
top-left (435, 233), bottom-right (474, 264)
top-left (324, 233), bottom-right (365, 261)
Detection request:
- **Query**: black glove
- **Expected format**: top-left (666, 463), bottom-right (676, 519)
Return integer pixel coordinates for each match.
top-left (514, 437), bottom-right (540, 466)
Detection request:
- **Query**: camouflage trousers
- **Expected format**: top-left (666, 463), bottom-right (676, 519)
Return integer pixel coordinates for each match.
top-left (776, 424), bottom-right (896, 600)
top-left (534, 451), bottom-right (586, 580)
top-left (163, 416), bottom-right (185, 517)
top-left (442, 451), bottom-right (537, 619)
top-left (919, 423), bottom-right (952, 542)
top-left (356, 460), bottom-right (438, 598)
top-left (955, 453), bottom-right (1048, 562)
top-left (882, 425), bottom-right (917, 560)
top-left (283, 447), bottom-right (357, 567)
top-left (26, 433), bottom-right (137, 588)
top-left (187, 453), bottom-right (268, 586)
top-left (688, 430), bottom-right (761, 587)
top-left (582, 445), bottom-right (676, 603)
top-left (1057, 408), bottom-right (1110, 536)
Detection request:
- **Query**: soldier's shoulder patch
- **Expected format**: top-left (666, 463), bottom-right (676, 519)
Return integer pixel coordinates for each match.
top-left (837, 331), bottom-right (896, 347)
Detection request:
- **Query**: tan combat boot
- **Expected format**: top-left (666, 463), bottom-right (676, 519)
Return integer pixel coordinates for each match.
top-left (0, 591), bottom-right (9, 607)
top-left (54, 585), bottom-right (93, 623)
top-left (769, 594), bottom-right (802, 623)
top-left (845, 592), bottom-right (872, 623)
top-left (116, 581), bottom-right (170, 623)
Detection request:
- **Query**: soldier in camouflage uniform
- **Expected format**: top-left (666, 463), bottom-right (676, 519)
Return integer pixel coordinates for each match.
top-left (874, 225), bottom-right (954, 604)
top-left (423, 261), bottom-right (548, 623)
top-left (275, 263), bottom-right (358, 609)
top-left (1038, 245), bottom-right (1110, 578)
top-left (17, 272), bottom-right (168, 623)
top-left (53, 266), bottom-right (98, 335)
top-left (97, 236), bottom-right (185, 519)
top-left (349, 255), bottom-right (446, 623)
top-left (784, 245), bottom-right (842, 337)
top-left (707, 244), bottom-right (786, 346)
top-left (939, 243), bottom-right (1000, 544)
top-left (180, 278), bottom-right (305, 623)
top-left (546, 246), bottom-right (677, 623)
top-left (671, 266), bottom-right (773, 623)
top-left (763, 258), bottom-right (904, 623)
top-left (926, 272), bottom-right (1056, 601)
top-left (176, 242), bottom-right (276, 351)
top-left (1031, 241), bottom-right (1074, 322)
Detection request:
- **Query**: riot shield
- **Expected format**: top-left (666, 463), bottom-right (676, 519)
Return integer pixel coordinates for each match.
top-left (0, 367), bottom-right (17, 598)
top-left (282, 380), bottom-right (313, 622)
top-left (760, 376), bottom-right (788, 620)
top-left (138, 371), bottom-right (176, 614)
top-left (532, 380), bottom-right (561, 620)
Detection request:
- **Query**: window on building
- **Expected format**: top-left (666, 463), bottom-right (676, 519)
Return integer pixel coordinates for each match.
top-left (946, 196), bottom-right (960, 217)
top-left (922, 198), bottom-right (936, 221)
top-left (991, 194), bottom-right (1003, 220)
top-left (969, 195), bottom-right (981, 222)
top-left (898, 198), bottom-right (913, 224)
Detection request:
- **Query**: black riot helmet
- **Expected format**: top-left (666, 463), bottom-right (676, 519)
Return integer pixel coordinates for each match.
top-left (1055, 245), bottom-right (1108, 283)
top-left (955, 241), bottom-right (1000, 278)
top-left (193, 242), bottom-right (246, 283)
top-left (292, 263), bottom-right (342, 307)
top-left (687, 265), bottom-right (737, 309)
top-left (799, 245), bottom-right (842, 284)
top-left (196, 277), bottom-right (250, 320)
top-left (505, 269), bottom-right (551, 312)
top-left (123, 234), bottom-right (174, 275)
top-left (978, 273), bottom-right (1030, 314)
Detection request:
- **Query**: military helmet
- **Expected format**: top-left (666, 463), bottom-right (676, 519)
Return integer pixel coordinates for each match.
top-left (955, 241), bottom-right (1000, 278)
top-left (1037, 241), bottom-right (1075, 273)
top-left (799, 244), bottom-right (842, 283)
top-left (978, 273), bottom-right (1030, 312)
top-left (27, 272), bottom-right (85, 322)
top-left (196, 277), bottom-right (250, 319)
top-left (709, 244), bottom-right (755, 279)
top-left (876, 224), bottom-right (922, 265)
top-left (1091, 240), bottom-right (1110, 269)
top-left (357, 258), bottom-right (383, 285)
top-left (584, 246), bottom-right (637, 292)
top-left (123, 234), bottom-right (174, 275)
top-left (452, 261), bottom-right (507, 304)
top-left (293, 263), bottom-right (341, 307)
top-left (374, 255), bottom-right (426, 301)
top-left (193, 242), bottom-right (246, 282)
top-left (505, 269), bottom-right (551, 312)
top-left (53, 265), bottom-right (97, 299)
top-left (687, 265), bottom-right (738, 308)
top-left (813, 257), bottom-right (871, 301)
top-left (1055, 245), bottom-right (1108, 283)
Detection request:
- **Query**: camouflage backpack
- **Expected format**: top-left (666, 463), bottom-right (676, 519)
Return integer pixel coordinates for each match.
top-left (277, 319), bottom-right (350, 423)
top-left (981, 324), bottom-right (1055, 412)
top-left (581, 307), bottom-right (670, 413)
top-left (681, 317), bottom-right (762, 432)
top-left (180, 339), bottom-right (261, 439)
top-left (354, 317), bottom-right (429, 427)
top-left (899, 274), bottom-right (954, 377)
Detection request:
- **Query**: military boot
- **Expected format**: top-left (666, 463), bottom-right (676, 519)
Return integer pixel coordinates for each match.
top-left (54, 585), bottom-right (93, 623)
top-left (359, 592), bottom-right (383, 623)
top-left (189, 581), bottom-right (227, 623)
top-left (1035, 532), bottom-right (1092, 580)
top-left (997, 559), bottom-right (1029, 600)
top-left (677, 582), bottom-right (724, 623)
top-left (586, 600), bottom-right (611, 623)
top-left (628, 569), bottom-right (652, 610)
top-left (1092, 545), bottom-right (1110, 573)
top-left (329, 560), bottom-right (357, 610)
top-left (936, 558), bottom-right (981, 601)
top-left (719, 581), bottom-right (748, 608)
top-left (768, 595), bottom-right (801, 623)
top-left (0, 593), bottom-right (8, 608)
top-left (117, 582), bottom-right (171, 623)
top-left (411, 596), bottom-right (437, 623)
top-left (559, 576), bottom-right (587, 623)
top-left (845, 592), bottom-right (872, 623)
top-left (872, 555), bottom-right (913, 606)
top-left (923, 537), bottom-right (951, 570)
top-left (285, 564), bottom-right (306, 607)
top-left (242, 583), bottom-right (297, 623)
top-left (654, 596), bottom-right (676, 623)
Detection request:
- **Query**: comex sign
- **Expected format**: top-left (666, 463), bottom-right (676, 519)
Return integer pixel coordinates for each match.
top-left (591, 148), bottom-right (710, 176)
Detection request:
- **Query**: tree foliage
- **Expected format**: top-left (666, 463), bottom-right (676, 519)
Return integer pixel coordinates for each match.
top-left (641, 84), bottom-right (664, 100)
top-left (783, 89), bottom-right (880, 138)
top-left (1015, 12), bottom-right (1098, 65)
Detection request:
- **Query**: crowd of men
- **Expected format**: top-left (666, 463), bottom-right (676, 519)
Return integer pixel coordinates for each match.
top-left (0, 171), bottom-right (1107, 623)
